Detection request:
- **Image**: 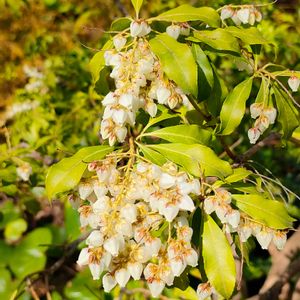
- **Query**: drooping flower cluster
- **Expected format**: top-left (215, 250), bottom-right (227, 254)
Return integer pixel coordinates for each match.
top-left (101, 22), bottom-right (190, 146)
top-left (248, 103), bottom-right (277, 144)
top-left (203, 189), bottom-right (287, 251)
top-left (74, 156), bottom-right (199, 297)
top-left (221, 5), bottom-right (262, 25)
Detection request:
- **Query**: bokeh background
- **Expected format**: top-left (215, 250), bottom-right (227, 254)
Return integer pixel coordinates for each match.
top-left (0, 0), bottom-right (300, 299)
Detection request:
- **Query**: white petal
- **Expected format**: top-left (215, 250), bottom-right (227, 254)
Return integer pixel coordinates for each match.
top-left (248, 127), bottom-right (261, 144)
top-left (186, 248), bottom-right (198, 267)
top-left (256, 230), bottom-right (273, 249)
top-left (78, 182), bottom-right (93, 200)
top-left (148, 281), bottom-right (165, 298)
top-left (203, 197), bottom-right (215, 214)
top-left (89, 263), bottom-right (104, 280)
top-left (145, 238), bottom-right (161, 257)
top-left (103, 235), bottom-right (121, 256)
top-left (263, 107), bottom-right (277, 124)
top-left (86, 230), bottom-right (104, 247)
top-left (115, 268), bottom-right (130, 287)
top-left (166, 25), bottom-right (181, 40)
top-left (92, 196), bottom-right (110, 213)
top-left (179, 195), bottom-right (195, 212)
top-left (288, 76), bottom-right (300, 92)
top-left (115, 127), bottom-right (127, 143)
top-left (120, 204), bottom-right (137, 223)
top-left (221, 7), bottom-right (234, 20)
top-left (237, 8), bottom-right (250, 24)
top-left (113, 35), bottom-right (126, 51)
top-left (161, 204), bottom-right (179, 222)
top-left (250, 103), bottom-right (263, 119)
top-left (93, 182), bottom-right (108, 199)
top-left (156, 86), bottom-right (171, 104)
top-left (239, 225), bottom-right (252, 242)
top-left (159, 173), bottom-right (176, 189)
top-left (226, 210), bottom-right (240, 228)
top-left (102, 92), bottom-right (117, 106)
top-left (170, 258), bottom-right (185, 276)
top-left (272, 231), bottom-right (287, 250)
top-left (197, 283), bottom-right (213, 300)
top-left (77, 248), bottom-right (89, 266)
top-left (128, 262), bottom-right (143, 280)
top-left (119, 93), bottom-right (134, 109)
top-left (112, 109), bottom-right (127, 125)
top-left (102, 273), bottom-right (117, 292)
top-left (130, 21), bottom-right (142, 37)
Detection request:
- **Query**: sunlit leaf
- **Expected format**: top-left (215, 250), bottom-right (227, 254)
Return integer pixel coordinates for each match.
top-left (202, 215), bottom-right (236, 298)
top-left (149, 33), bottom-right (198, 96)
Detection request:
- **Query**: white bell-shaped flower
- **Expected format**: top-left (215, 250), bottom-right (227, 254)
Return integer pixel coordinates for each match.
top-left (221, 7), bottom-right (234, 20)
top-left (113, 35), bottom-right (127, 51)
top-left (166, 24), bottom-right (181, 40)
top-left (272, 231), bottom-right (287, 250)
top-left (130, 20), bottom-right (151, 37)
top-left (250, 103), bottom-right (263, 119)
top-left (115, 268), bottom-right (130, 287)
top-left (237, 8), bottom-right (250, 24)
top-left (86, 230), bottom-right (104, 247)
top-left (102, 273), bottom-right (117, 292)
top-left (127, 262), bottom-right (143, 280)
top-left (288, 76), bottom-right (300, 92)
top-left (256, 229), bottom-right (273, 249)
top-left (248, 127), bottom-right (261, 144)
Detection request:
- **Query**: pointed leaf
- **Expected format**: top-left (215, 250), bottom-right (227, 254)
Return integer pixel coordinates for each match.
top-left (137, 143), bottom-right (167, 166)
top-left (202, 215), bottom-right (236, 298)
top-left (89, 40), bottom-right (113, 84)
top-left (192, 29), bottom-right (240, 53)
top-left (273, 85), bottom-right (299, 140)
top-left (224, 27), bottom-right (269, 45)
top-left (149, 33), bottom-right (198, 96)
top-left (131, 0), bottom-right (143, 16)
top-left (220, 78), bottom-right (253, 135)
top-left (148, 143), bottom-right (232, 178)
top-left (152, 5), bottom-right (220, 27)
top-left (46, 146), bottom-right (114, 198)
top-left (232, 194), bottom-right (295, 229)
top-left (143, 124), bottom-right (212, 145)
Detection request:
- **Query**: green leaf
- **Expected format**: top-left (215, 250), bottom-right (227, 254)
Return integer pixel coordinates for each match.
top-left (192, 29), bottom-right (240, 53)
top-left (224, 27), bottom-right (269, 45)
top-left (202, 215), bottom-right (236, 299)
top-left (225, 168), bottom-right (252, 183)
top-left (4, 218), bottom-right (27, 243)
top-left (143, 124), bottom-right (212, 145)
top-left (46, 146), bottom-right (113, 198)
top-left (9, 228), bottom-right (52, 278)
top-left (131, 0), bottom-right (143, 16)
top-left (0, 268), bottom-right (14, 299)
top-left (192, 44), bottom-right (214, 100)
top-left (273, 85), bottom-right (299, 140)
top-left (148, 143), bottom-right (232, 178)
top-left (137, 143), bottom-right (167, 166)
top-left (232, 194), bottom-right (295, 229)
top-left (255, 77), bottom-right (269, 104)
top-left (220, 78), bottom-right (253, 135)
top-left (89, 40), bottom-right (113, 84)
top-left (151, 5), bottom-right (220, 27)
top-left (149, 33), bottom-right (198, 96)
top-left (110, 17), bottom-right (131, 31)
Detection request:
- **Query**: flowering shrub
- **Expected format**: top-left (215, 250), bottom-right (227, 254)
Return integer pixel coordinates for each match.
top-left (44, 1), bottom-right (300, 299)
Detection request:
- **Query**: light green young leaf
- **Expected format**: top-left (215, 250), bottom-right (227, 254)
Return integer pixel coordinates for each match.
top-left (131, 0), bottom-right (143, 17)
top-left (46, 146), bottom-right (114, 198)
top-left (192, 29), bottom-right (240, 53)
top-left (142, 124), bottom-right (212, 145)
top-left (202, 215), bottom-right (236, 299)
top-left (148, 143), bottom-right (232, 178)
top-left (273, 85), bottom-right (299, 140)
top-left (151, 5), bottom-right (220, 27)
top-left (225, 168), bottom-right (252, 183)
top-left (137, 143), bottom-right (167, 166)
top-left (232, 194), bottom-right (295, 229)
top-left (220, 78), bottom-right (253, 135)
top-left (255, 77), bottom-right (269, 104)
top-left (89, 40), bottom-right (113, 84)
top-left (149, 33), bottom-right (198, 96)
top-left (224, 27), bottom-right (269, 45)
top-left (110, 17), bottom-right (131, 31)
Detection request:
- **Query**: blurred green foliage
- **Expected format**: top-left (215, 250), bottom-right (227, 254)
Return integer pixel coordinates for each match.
top-left (0, 0), bottom-right (299, 299)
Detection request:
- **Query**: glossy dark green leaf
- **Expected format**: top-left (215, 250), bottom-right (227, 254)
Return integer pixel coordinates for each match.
top-left (149, 33), bottom-right (198, 96)
top-left (273, 85), bottom-right (299, 140)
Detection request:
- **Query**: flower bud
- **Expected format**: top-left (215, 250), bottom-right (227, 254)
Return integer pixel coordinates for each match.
top-left (166, 24), bottom-right (181, 40)
top-left (288, 75), bottom-right (300, 92)
top-left (16, 162), bottom-right (32, 181)
top-left (272, 231), bottom-right (287, 250)
top-left (179, 23), bottom-right (190, 36)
